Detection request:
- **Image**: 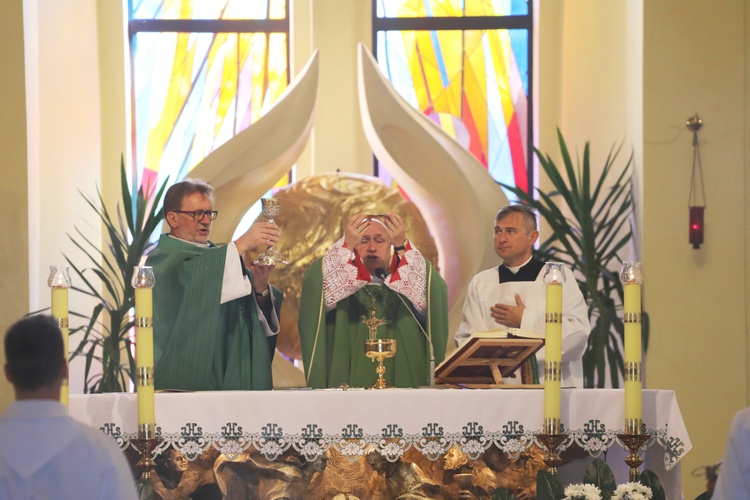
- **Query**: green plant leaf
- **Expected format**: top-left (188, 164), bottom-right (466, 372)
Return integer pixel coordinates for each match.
top-left (639, 469), bottom-right (666, 500)
top-left (64, 157), bottom-right (169, 393)
top-left (536, 470), bottom-right (565, 500)
top-left (503, 130), bottom-right (640, 387)
top-left (582, 459), bottom-right (616, 498)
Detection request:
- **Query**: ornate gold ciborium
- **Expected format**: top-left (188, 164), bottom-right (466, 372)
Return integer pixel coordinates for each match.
top-left (365, 338), bottom-right (397, 389)
top-left (256, 198), bottom-right (288, 266)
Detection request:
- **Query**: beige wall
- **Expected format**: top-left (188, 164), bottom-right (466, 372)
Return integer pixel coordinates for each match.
top-left (536, 1), bottom-right (642, 260)
top-left (22, 0), bottom-right (106, 393)
top-left (643, 1), bottom-right (749, 497)
top-left (96, 0), bottom-right (129, 209)
top-left (0, 0), bottom-right (29, 411)
top-left (306, 0), bottom-right (373, 176)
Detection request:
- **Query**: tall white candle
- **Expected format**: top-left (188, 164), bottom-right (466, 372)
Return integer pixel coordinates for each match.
top-left (620, 262), bottom-right (643, 435)
top-left (133, 266), bottom-right (156, 439)
top-left (543, 263), bottom-right (565, 434)
top-left (48, 265), bottom-right (72, 408)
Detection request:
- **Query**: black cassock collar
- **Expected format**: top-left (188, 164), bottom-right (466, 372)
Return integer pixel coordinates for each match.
top-left (497, 257), bottom-right (545, 283)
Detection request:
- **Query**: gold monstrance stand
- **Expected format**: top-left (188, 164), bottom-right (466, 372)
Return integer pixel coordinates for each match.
top-left (362, 307), bottom-right (396, 389)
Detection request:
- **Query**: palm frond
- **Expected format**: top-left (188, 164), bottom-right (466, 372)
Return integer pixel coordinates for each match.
top-left (505, 130), bottom-right (646, 388)
top-left (65, 156), bottom-right (168, 393)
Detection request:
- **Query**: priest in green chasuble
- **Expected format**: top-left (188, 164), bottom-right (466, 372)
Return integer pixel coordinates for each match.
top-left (146, 179), bottom-right (282, 391)
top-left (299, 212), bottom-right (448, 389)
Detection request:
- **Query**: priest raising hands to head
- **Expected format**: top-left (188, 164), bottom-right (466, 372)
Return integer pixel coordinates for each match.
top-left (343, 212), bottom-right (407, 274)
top-left (299, 212), bottom-right (448, 389)
top-left (146, 179), bottom-right (283, 391)
top-left (454, 204), bottom-right (591, 388)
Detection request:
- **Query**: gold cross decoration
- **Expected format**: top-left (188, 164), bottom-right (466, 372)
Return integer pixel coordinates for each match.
top-left (361, 308), bottom-right (389, 341)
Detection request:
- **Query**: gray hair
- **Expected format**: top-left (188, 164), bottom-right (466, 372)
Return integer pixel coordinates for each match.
top-left (495, 204), bottom-right (537, 232)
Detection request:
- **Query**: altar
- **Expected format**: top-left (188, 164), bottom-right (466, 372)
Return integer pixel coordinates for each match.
top-left (71, 388), bottom-right (691, 499)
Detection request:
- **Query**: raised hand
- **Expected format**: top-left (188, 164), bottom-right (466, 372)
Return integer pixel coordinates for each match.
top-left (235, 222), bottom-right (280, 254)
top-left (344, 213), bottom-right (369, 249)
top-left (383, 212), bottom-right (406, 248)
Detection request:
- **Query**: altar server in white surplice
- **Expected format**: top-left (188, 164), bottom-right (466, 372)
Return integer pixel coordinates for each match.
top-left (455, 205), bottom-right (590, 387)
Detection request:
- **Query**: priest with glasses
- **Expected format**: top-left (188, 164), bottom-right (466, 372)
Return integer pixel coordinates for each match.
top-left (146, 179), bottom-right (282, 391)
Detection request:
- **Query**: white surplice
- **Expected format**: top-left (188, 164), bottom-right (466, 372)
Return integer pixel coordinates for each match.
top-left (455, 261), bottom-right (590, 387)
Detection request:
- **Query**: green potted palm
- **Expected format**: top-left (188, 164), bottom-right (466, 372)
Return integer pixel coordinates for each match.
top-left (501, 130), bottom-right (648, 388)
top-left (66, 159), bottom-right (167, 393)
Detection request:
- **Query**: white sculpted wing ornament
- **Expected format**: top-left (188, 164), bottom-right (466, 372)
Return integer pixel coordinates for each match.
top-left (190, 50), bottom-right (320, 242)
top-left (356, 43), bottom-right (509, 324)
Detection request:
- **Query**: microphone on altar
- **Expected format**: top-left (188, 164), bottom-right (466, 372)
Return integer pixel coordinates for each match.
top-left (375, 267), bottom-right (436, 387)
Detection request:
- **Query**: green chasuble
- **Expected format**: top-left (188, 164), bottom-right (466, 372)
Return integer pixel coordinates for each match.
top-left (146, 234), bottom-right (282, 391)
top-left (298, 258), bottom-right (448, 389)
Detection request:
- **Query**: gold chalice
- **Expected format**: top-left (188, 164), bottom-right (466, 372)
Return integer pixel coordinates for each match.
top-left (256, 198), bottom-right (288, 266)
top-left (364, 338), bottom-right (397, 389)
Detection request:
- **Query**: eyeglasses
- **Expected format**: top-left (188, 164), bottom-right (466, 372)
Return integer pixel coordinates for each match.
top-left (172, 210), bottom-right (218, 221)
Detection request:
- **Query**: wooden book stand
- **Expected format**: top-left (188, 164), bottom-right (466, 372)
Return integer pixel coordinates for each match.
top-left (435, 331), bottom-right (544, 388)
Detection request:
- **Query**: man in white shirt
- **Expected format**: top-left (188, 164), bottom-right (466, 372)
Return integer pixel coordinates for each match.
top-left (455, 205), bottom-right (590, 387)
top-left (0, 315), bottom-right (138, 499)
top-left (713, 406), bottom-right (750, 499)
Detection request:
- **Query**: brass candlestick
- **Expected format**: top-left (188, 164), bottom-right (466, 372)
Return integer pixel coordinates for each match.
top-left (617, 432), bottom-right (651, 482)
top-left (536, 432), bottom-right (567, 476)
top-left (130, 437), bottom-right (163, 480)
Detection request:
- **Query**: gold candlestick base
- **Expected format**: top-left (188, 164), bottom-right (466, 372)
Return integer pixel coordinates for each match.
top-left (617, 433), bottom-right (650, 482)
top-left (537, 433), bottom-right (567, 476)
top-left (131, 437), bottom-right (163, 480)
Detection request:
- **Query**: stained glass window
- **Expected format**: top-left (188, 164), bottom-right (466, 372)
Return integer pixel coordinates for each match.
top-left (129, 0), bottom-right (290, 196)
top-left (374, 0), bottom-right (532, 196)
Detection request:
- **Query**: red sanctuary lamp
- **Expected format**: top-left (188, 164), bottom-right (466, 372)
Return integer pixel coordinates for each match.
top-left (687, 114), bottom-right (706, 249)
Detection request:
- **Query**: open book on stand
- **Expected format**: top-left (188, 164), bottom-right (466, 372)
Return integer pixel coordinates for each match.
top-left (435, 329), bottom-right (544, 388)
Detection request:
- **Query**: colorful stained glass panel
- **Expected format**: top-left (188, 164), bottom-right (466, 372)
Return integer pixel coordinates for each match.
top-left (132, 29), bottom-right (288, 193)
top-left (375, 0), bottom-right (531, 196)
top-left (132, 0), bottom-right (287, 20)
top-left (377, 26), bottom-right (529, 194)
top-left (376, 0), bottom-right (528, 18)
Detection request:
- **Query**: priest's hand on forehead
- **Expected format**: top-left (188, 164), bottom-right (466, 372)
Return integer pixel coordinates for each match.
top-left (383, 213), bottom-right (406, 248)
top-left (344, 212), bottom-right (371, 249)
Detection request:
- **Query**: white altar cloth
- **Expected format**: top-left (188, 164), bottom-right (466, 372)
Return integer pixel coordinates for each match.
top-left (70, 388), bottom-right (691, 497)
